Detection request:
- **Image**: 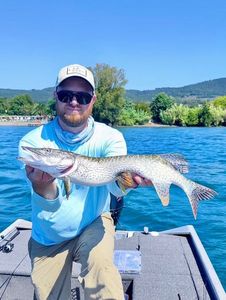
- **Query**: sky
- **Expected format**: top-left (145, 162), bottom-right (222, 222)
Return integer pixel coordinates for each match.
top-left (1, 0), bottom-right (226, 91)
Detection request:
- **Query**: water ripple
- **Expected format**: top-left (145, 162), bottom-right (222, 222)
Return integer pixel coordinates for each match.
top-left (0, 126), bottom-right (225, 289)
top-left (118, 126), bottom-right (226, 288)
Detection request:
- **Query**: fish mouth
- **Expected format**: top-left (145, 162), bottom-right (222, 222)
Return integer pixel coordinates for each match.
top-left (19, 147), bottom-right (45, 165)
top-left (22, 146), bottom-right (42, 155)
top-left (18, 156), bottom-right (75, 178)
top-left (59, 164), bottom-right (75, 177)
top-left (18, 155), bottom-right (41, 167)
top-left (20, 147), bottom-right (48, 163)
top-left (19, 146), bottom-right (77, 177)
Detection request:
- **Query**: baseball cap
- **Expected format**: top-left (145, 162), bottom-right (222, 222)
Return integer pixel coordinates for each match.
top-left (56, 64), bottom-right (95, 90)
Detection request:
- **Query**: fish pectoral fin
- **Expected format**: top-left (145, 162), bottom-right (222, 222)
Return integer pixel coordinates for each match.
top-left (117, 172), bottom-right (136, 190)
top-left (152, 181), bottom-right (171, 206)
top-left (117, 180), bottom-right (126, 193)
top-left (63, 176), bottom-right (71, 200)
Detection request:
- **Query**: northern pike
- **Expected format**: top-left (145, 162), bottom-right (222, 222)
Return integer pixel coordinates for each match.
top-left (19, 146), bottom-right (217, 219)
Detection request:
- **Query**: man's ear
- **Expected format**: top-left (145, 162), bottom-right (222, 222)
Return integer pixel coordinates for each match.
top-left (92, 94), bottom-right (97, 104)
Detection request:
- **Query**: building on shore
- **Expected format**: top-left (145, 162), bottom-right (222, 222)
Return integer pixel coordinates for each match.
top-left (0, 115), bottom-right (49, 124)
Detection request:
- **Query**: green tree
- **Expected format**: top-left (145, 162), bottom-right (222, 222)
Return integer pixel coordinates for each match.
top-left (222, 110), bottom-right (226, 125)
top-left (134, 102), bottom-right (151, 114)
top-left (0, 98), bottom-right (10, 114)
top-left (186, 106), bottom-right (201, 126)
top-left (134, 109), bottom-right (150, 125)
top-left (8, 94), bottom-right (34, 115)
top-left (159, 106), bottom-right (176, 125)
top-left (212, 95), bottom-right (226, 109)
top-left (150, 93), bottom-right (175, 122)
top-left (173, 104), bottom-right (189, 126)
top-left (90, 63), bottom-right (127, 125)
top-left (117, 101), bottom-right (137, 126)
top-left (199, 103), bottom-right (224, 126)
top-left (45, 98), bottom-right (56, 115)
top-left (160, 104), bottom-right (201, 126)
top-left (160, 104), bottom-right (183, 125)
top-left (117, 100), bottom-right (150, 126)
top-left (31, 103), bottom-right (47, 115)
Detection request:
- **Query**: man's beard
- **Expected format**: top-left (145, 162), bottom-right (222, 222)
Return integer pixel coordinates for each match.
top-left (56, 105), bottom-right (92, 128)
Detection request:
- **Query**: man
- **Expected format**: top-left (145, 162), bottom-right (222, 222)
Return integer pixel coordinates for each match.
top-left (19, 64), bottom-right (149, 300)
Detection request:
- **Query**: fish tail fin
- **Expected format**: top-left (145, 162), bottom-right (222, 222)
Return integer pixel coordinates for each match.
top-left (185, 181), bottom-right (217, 219)
top-left (152, 180), bottom-right (171, 206)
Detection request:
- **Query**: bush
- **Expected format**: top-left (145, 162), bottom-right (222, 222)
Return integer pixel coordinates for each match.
top-left (199, 103), bottom-right (224, 126)
top-left (160, 104), bottom-right (201, 126)
top-left (212, 96), bottom-right (226, 109)
top-left (117, 101), bottom-right (150, 126)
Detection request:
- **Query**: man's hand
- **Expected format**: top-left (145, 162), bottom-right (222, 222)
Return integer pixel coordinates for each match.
top-left (25, 165), bottom-right (58, 200)
top-left (117, 172), bottom-right (153, 190)
top-left (132, 173), bottom-right (153, 188)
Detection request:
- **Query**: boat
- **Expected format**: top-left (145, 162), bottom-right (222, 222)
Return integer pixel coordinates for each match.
top-left (0, 219), bottom-right (225, 300)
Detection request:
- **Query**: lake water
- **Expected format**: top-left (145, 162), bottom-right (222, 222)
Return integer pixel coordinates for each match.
top-left (0, 125), bottom-right (225, 289)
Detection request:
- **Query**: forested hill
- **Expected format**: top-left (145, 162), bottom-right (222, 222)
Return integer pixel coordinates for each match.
top-left (126, 78), bottom-right (226, 102)
top-left (0, 77), bottom-right (226, 103)
top-left (0, 87), bottom-right (54, 103)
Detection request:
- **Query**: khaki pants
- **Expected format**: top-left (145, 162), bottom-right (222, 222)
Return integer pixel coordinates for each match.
top-left (29, 213), bottom-right (124, 300)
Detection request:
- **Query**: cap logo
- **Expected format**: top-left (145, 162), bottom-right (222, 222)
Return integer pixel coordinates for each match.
top-left (67, 66), bottom-right (87, 77)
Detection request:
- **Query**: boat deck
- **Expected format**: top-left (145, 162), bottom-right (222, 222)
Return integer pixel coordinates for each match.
top-left (0, 220), bottom-right (225, 300)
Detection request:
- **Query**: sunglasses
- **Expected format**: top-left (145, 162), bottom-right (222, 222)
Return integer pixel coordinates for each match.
top-left (56, 90), bottom-right (93, 105)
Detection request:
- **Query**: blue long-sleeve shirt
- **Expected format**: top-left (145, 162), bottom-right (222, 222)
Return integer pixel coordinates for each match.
top-left (19, 117), bottom-right (127, 245)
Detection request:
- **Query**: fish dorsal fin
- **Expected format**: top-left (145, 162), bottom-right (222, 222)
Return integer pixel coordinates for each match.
top-left (159, 154), bottom-right (189, 174)
top-left (152, 180), bottom-right (171, 206)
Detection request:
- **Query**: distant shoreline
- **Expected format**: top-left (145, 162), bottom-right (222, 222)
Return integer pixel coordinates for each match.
top-left (0, 120), bottom-right (173, 128)
top-left (1, 121), bottom-right (224, 128)
top-left (0, 121), bottom-right (46, 127)
top-left (117, 122), bottom-right (176, 128)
